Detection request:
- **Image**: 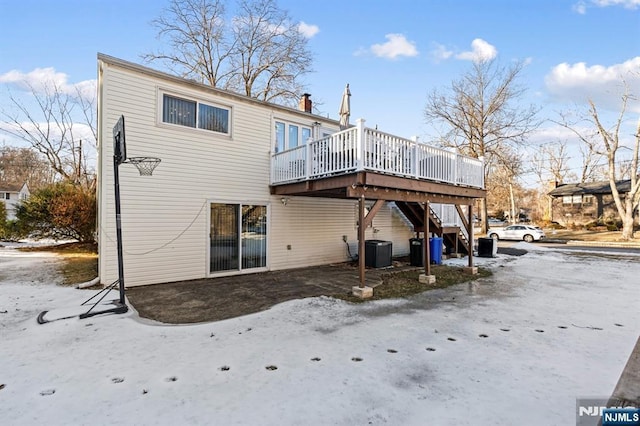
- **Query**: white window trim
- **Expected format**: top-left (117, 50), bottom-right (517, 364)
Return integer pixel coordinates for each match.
top-left (157, 88), bottom-right (233, 138)
top-left (273, 118), bottom-right (313, 153)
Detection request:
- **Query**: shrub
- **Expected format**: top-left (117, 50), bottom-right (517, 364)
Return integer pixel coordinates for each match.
top-left (1, 220), bottom-right (25, 241)
top-left (0, 201), bottom-right (5, 232)
top-left (16, 182), bottom-right (96, 243)
top-left (539, 220), bottom-right (565, 230)
top-left (0, 203), bottom-right (22, 241)
top-left (606, 223), bottom-right (619, 232)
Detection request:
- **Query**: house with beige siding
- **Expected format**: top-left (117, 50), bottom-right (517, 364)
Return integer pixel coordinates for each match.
top-left (97, 54), bottom-right (485, 291)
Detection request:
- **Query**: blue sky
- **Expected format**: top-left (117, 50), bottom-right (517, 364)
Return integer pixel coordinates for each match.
top-left (1, 0), bottom-right (639, 186)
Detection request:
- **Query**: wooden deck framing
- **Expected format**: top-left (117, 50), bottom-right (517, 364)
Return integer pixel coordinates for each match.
top-left (271, 171), bottom-right (486, 290)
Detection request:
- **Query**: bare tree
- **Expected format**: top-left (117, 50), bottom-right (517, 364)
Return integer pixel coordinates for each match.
top-left (532, 141), bottom-right (576, 185)
top-left (556, 89), bottom-right (639, 239)
top-left (589, 97), bottom-right (639, 239)
top-left (531, 141), bottom-right (577, 222)
top-left (0, 146), bottom-right (52, 189)
top-left (0, 81), bottom-right (96, 189)
top-left (424, 59), bottom-right (541, 231)
top-left (553, 111), bottom-right (605, 183)
top-left (485, 152), bottom-right (524, 223)
top-left (577, 141), bottom-right (604, 183)
top-left (143, 0), bottom-right (313, 106)
top-left (144, 0), bottom-right (232, 87)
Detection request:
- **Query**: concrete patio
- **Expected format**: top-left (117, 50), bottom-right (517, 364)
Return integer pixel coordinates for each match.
top-left (126, 261), bottom-right (418, 324)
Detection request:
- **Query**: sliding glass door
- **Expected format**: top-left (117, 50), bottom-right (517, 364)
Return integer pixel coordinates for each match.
top-left (210, 203), bottom-right (267, 273)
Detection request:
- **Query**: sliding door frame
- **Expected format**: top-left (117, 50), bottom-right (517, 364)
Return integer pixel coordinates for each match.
top-left (206, 199), bottom-right (270, 277)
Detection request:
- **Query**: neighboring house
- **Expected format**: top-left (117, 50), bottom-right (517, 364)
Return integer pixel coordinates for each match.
top-left (0, 182), bottom-right (29, 220)
top-left (97, 54), bottom-right (485, 288)
top-left (548, 179), bottom-right (639, 226)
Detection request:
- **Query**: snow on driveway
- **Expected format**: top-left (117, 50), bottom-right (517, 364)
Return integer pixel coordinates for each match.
top-left (0, 243), bottom-right (638, 425)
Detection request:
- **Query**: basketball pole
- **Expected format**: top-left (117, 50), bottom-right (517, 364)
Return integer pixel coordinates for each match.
top-left (37, 115), bottom-right (159, 323)
top-left (110, 115), bottom-right (159, 311)
top-left (113, 152), bottom-right (127, 307)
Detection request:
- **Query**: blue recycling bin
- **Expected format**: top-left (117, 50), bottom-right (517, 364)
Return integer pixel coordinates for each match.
top-left (429, 237), bottom-right (443, 265)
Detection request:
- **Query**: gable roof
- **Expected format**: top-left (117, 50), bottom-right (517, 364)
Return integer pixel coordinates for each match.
top-left (0, 182), bottom-right (28, 192)
top-left (98, 53), bottom-right (342, 127)
top-left (548, 179), bottom-right (631, 197)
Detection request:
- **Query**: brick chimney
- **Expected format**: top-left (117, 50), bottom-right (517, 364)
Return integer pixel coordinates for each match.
top-left (299, 93), bottom-right (312, 113)
top-left (548, 179), bottom-right (561, 190)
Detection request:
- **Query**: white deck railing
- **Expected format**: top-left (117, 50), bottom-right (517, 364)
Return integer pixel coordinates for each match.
top-left (431, 203), bottom-right (470, 241)
top-left (271, 119), bottom-right (484, 189)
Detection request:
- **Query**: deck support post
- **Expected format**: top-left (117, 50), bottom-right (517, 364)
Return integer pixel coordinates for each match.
top-left (353, 195), bottom-right (373, 298)
top-left (420, 200), bottom-right (436, 284)
top-left (359, 195), bottom-right (366, 287)
top-left (465, 203), bottom-right (478, 275)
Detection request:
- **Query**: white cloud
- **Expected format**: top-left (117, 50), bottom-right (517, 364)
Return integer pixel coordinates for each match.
top-left (0, 67), bottom-right (67, 89)
top-left (0, 67), bottom-right (96, 101)
top-left (545, 56), bottom-right (640, 112)
top-left (592, 0), bottom-right (640, 8)
top-left (370, 34), bottom-right (418, 60)
top-left (298, 21), bottom-right (319, 38)
top-left (573, 1), bottom-right (588, 13)
top-left (573, 0), bottom-right (640, 13)
top-left (429, 43), bottom-right (453, 63)
top-left (455, 38), bottom-right (498, 63)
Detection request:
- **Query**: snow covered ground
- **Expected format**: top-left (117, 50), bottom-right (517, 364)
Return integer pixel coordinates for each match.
top-left (0, 242), bottom-right (638, 425)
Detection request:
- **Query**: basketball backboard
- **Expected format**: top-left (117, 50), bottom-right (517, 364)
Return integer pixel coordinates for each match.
top-left (113, 115), bottom-right (127, 164)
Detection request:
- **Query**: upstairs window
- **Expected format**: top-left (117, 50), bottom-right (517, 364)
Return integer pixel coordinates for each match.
top-left (274, 120), bottom-right (312, 153)
top-left (162, 94), bottom-right (229, 135)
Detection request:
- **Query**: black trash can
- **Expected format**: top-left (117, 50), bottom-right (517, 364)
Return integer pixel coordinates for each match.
top-left (409, 238), bottom-right (424, 266)
top-left (365, 240), bottom-right (392, 268)
top-left (478, 237), bottom-right (497, 258)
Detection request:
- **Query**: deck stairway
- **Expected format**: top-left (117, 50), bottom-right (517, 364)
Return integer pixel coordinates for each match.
top-left (394, 201), bottom-right (470, 255)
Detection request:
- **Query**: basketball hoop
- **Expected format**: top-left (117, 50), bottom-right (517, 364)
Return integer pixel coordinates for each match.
top-left (125, 157), bottom-right (162, 176)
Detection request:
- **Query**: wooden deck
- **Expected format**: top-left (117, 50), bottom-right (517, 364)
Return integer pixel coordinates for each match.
top-left (270, 122), bottom-right (486, 291)
top-left (271, 119), bottom-right (484, 192)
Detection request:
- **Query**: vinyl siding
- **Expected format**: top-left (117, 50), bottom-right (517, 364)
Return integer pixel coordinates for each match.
top-left (269, 198), bottom-right (413, 270)
top-left (98, 57), bottom-right (413, 287)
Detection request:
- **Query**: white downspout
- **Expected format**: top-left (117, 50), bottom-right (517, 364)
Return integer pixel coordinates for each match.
top-left (76, 276), bottom-right (100, 289)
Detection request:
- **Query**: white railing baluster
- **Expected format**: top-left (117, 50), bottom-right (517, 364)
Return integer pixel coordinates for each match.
top-left (356, 119), bottom-right (365, 171)
top-left (270, 125), bottom-right (484, 188)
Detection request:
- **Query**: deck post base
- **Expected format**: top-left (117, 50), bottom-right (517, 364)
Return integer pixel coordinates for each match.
top-left (419, 274), bottom-right (436, 285)
top-left (351, 286), bottom-right (373, 299)
top-left (464, 266), bottom-right (478, 275)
